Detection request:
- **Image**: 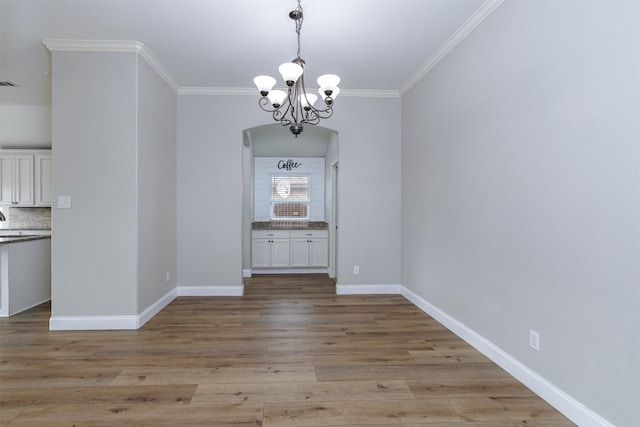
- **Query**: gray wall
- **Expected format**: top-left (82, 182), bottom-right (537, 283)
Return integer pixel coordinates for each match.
top-left (50, 49), bottom-right (177, 319)
top-left (331, 96), bottom-right (401, 286)
top-left (51, 51), bottom-right (139, 316)
top-left (177, 95), bottom-right (245, 288)
top-left (136, 56), bottom-right (178, 311)
top-left (177, 94), bottom-right (402, 288)
top-left (400, 1), bottom-right (639, 425)
top-left (0, 105), bottom-right (51, 149)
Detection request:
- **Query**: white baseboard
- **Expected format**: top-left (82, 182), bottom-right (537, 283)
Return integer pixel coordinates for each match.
top-left (49, 284), bottom-right (244, 330)
top-left (1, 298), bottom-right (51, 318)
top-left (242, 269), bottom-right (252, 278)
top-left (50, 314), bottom-right (140, 330)
top-left (400, 286), bottom-right (614, 427)
top-left (138, 288), bottom-right (177, 328)
top-left (49, 288), bottom-right (177, 331)
top-left (336, 284), bottom-right (402, 295)
top-left (251, 268), bottom-right (328, 275)
top-left (177, 285), bottom-right (244, 297)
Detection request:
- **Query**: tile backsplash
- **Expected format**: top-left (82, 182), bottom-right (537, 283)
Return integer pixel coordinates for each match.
top-left (0, 207), bottom-right (51, 229)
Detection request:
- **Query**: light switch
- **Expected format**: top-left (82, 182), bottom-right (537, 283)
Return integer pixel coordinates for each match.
top-left (57, 196), bottom-right (72, 209)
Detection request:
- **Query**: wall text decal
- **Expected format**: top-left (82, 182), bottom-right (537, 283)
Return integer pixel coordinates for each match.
top-left (277, 159), bottom-right (302, 171)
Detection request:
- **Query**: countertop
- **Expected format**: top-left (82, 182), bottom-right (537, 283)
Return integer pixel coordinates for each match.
top-left (0, 235), bottom-right (51, 245)
top-left (252, 221), bottom-right (328, 230)
top-left (0, 226), bottom-right (51, 231)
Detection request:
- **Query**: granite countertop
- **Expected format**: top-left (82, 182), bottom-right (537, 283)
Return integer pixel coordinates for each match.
top-left (0, 228), bottom-right (51, 231)
top-left (0, 235), bottom-right (51, 245)
top-left (252, 221), bottom-right (328, 230)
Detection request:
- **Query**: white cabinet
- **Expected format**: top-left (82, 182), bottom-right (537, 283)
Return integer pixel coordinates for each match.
top-left (1, 154), bottom-right (34, 206)
top-left (0, 237), bottom-right (51, 317)
top-left (251, 230), bottom-right (291, 268)
top-left (252, 229), bottom-right (329, 270)
top-left (34, 153), bottom-right (52, 206)
top-left (290, 230), bottom-right (329, 267)
top-left (0, 150), bottom-right (51, 207)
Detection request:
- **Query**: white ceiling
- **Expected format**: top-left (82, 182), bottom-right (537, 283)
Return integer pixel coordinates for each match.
top-left (247, 124), bottom-right (334, 157)
top-left (1, 0), bottom-right (488, 106)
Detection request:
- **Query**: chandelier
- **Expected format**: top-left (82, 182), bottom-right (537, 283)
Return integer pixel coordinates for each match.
top-left (253, 0), bottom-right (340, 136)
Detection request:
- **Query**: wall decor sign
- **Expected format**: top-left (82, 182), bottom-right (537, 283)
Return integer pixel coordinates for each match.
top-left (278, 159), bottom-right (302, 171)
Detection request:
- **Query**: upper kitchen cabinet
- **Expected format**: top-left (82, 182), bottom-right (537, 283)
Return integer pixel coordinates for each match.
top-left (0, 150), bottom-right (51, 207)
top-left (34, 153), bottom-right (52, 206)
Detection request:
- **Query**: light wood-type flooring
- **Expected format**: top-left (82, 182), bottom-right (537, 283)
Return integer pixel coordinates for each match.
top-left (1, 274), bottom-right (574, 426)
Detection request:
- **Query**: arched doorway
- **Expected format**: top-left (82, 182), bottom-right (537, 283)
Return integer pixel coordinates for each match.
top-left (241, 124), bottom-right (339, 281)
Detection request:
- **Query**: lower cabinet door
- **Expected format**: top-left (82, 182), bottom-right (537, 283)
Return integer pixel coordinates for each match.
top-left (251, 239), bottom-right (272, 268)
top-left (309, 239), bottom-right (329, 267)
top-left (290, 239), bottom-right (310, 267)
top-left (270, 239), bottom-right (291, 267)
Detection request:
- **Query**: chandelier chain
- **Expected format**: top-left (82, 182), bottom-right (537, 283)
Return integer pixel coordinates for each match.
top-left (295, 0), bottom-right (303, 59)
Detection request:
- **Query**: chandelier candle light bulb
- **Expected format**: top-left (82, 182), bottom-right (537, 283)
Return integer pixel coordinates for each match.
top-left (317, 74), bottom-right (340, 95)
top-left (253, 0), bottom-right (340, 136)
top-left (319, 87), bottom-right (340, 104)
top-left (267, 90), bottom-right (287, 108)
top-left (253, 76), bottom-right (276, 96)
top-left (300, 93), bottom-right (318, 110)
top-left (278, 63), bottom-right (304, 86)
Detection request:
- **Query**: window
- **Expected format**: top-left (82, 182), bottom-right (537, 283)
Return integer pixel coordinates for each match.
top-left (271, 176), bottom-right (309, 220)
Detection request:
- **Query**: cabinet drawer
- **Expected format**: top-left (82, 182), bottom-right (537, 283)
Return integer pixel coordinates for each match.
top-left (252, 230), bottom-right (290, 239)
top-left (290, 230), bottom-right (328, 239)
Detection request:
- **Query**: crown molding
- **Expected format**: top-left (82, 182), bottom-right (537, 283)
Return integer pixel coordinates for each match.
top-left (43, 39), bottom-right (144, 53)
top-left (42, 39), bottom-right (179, 93)
top-left (178, 86), bottom-right (399, 98)
top-left (137, 45), bottom-right (179, 93)
top-left (178, 87), bottom-right (256, 96)
top-left (399, 0), bottom-right (504, 95)
top-left (341, 89), bottom-right (400, 98)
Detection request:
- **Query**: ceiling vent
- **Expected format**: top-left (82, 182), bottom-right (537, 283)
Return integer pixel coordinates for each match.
top-left (0, 81), bottom-right (19, 87)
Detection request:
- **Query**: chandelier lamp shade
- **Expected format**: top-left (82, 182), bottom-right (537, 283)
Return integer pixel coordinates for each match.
top-left (253, 0), bottom-right (340, 136)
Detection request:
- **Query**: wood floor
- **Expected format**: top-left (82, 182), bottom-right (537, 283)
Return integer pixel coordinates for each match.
top-left (0, 274), bottom-right (574, 426)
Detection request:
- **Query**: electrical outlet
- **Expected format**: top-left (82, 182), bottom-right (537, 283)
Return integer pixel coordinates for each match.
top-left (57, 195), bottom-right (72, 209)
top-left (166, 272), bottom-right (171, 282)
top-left (353, 265), bottom-right (359, 275)
top-left (529, 329), bottom-right (540, 351)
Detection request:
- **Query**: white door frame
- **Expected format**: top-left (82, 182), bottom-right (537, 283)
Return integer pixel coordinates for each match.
top-left (329, 161), bottom-right (339, 279)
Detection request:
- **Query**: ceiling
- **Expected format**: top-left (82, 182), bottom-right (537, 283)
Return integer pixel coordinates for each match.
top-left (1, 0), bottom-right (488, 106)
top-left (247, 124), bottom-right (334, 157)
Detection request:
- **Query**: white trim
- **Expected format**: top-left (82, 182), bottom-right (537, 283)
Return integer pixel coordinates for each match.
top-left (137, 45), bottom-right (179, 93)
top-left (251, 268), bottom-right (328, 275)
top-left (43, 39), bottom-right (144, 53)
top-left (48, 284), bottom-right (245, 330)
top-left (0, 298), bottom-right (51, 318)
top-left (178, 87), bottom-right (400, 98)
top-left (399, 0), bottom-right (505, 95)
top-left (400, 286), bottom-right (615, 427)
top-left (138, 288), bottom-right (177, 327)
top-left (179, 87), bottom-right (256, 96)
top-left (42, 39), bottom-right (179, 93)
top-left (336, 284), bottom-right (402, 295)
top-left (49, 288), bottom-right (177, 331)
top-left (340, 89), bottom-right (400, 98)
top-left (177, 285), bottom-right (244, 297)
top-left (50, 314), bottom-right (139, 330)
top-left (242, 269), bottom-right (253, 278)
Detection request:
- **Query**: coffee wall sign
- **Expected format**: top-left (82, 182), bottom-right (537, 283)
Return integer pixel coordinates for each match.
top-left (278, 159), bottom-right (302, 171)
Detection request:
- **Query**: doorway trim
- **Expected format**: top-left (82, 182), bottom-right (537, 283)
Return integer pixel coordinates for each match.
top-left (329, 161), bottom-right (339, 279)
